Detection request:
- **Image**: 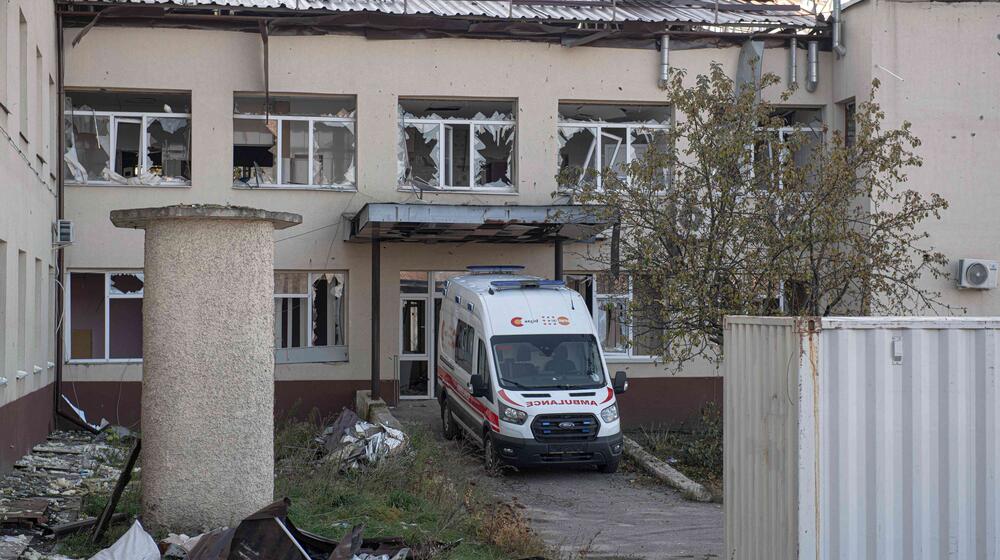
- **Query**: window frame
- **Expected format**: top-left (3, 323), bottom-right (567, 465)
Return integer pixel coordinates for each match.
top-left (273, 271), bottom-right (349, 364)
top-left (65, 270), bottom-right (144, 364)
top-left (399, 102), bottom-right (517, 192)
top-left (565, 272), bottom-right (659, 361)
top-left (232, 108), bottom-right (357, 191)
top-left (63, 107), bottom-right (192, 187)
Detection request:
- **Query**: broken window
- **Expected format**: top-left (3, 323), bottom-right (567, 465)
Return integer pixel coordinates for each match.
top-left (762, 107), bottom-right (825, 188)
top-left (233, 94), bottom-right (356, 189)
top-left (558, 103), bottom-right (670, 190)
top-left (64, 91), bottom-right (191, 185)
top-left (399, 99), bottom-right (515, 190)
top-left (273, 272), bottom-right (347, 355)
top-left (566, 271), bottom-right (663, 358)
top-left (68, 271), bottom-right (143, 361)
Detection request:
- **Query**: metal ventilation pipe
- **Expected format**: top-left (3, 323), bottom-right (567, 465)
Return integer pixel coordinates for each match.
top-left (805, 40), bottom-right (819, 92)
top-left (832, 0), bottom-right (846, 57)
top-left (788, 37), bottom-right (798, 88)
top-left (658, 34), bottom-right (670, 89)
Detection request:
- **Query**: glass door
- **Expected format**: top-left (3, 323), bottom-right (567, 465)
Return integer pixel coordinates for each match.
top-left (399, 271), bottom-right (463, 400)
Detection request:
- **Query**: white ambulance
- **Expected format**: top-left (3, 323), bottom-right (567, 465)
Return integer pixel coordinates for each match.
top-left (436, 266), bottom-right (628, 472)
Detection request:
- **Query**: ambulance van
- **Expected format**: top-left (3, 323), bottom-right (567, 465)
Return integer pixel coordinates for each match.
top-left (436, 266), bottom-right (628, 472)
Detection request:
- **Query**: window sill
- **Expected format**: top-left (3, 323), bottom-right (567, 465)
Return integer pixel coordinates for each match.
top-left (396, 186), bottom-right (518, 196)
top-left (233, 184), bottom-right (358, 192)
top-left (65, 182), bottom-right (192, 188)
top-left (67, 359), bottom-right (143, 365)
top-left (604, 355), bottom-right (661, 364)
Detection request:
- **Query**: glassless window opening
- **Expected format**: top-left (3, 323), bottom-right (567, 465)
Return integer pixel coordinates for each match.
top-left (492, 334), bottom-right (607, 391)
top-left (399, 99), bottom-right (515, 190)
top-left (274, 272), bottom-right (347, 351)
top-left (558, 103), bottom-right (671, 190)
top-left (233, 95), bottom-right (356, 189)
top-left (63, 92), bottom-right (191, 186)
top-left (67, 271), bottom-right (144, 361)
top-left (565, 272), bottom-right (662, 358)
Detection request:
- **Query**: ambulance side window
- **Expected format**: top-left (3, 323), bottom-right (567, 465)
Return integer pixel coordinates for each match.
top-left (455, 320), bottom-right (475, 373)
top-left (476, 338), bottom-right (493, 403)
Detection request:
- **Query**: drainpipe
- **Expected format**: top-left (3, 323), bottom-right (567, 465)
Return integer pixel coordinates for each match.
top-left (54, 10), bottom-right (66, 426)
top-left (805, 40), bottom-right (819, 93)
top-left (832, 0), bottom-right (846, 58)
top-left (657, 34), bottom-right (670, 89)
top-left (788, 37), bottom-right (798, 88)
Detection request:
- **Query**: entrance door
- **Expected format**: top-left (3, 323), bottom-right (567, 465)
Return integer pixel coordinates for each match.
top-left (398, 271), bottom-right (463, 400)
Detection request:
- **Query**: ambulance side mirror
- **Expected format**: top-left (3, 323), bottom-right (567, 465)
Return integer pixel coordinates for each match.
top-left (613, 371), bottom-right (629, 394)
top-left (469, 374), bottom-right (488, 398)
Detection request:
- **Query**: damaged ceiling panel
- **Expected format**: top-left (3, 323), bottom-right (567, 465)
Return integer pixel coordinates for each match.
top-left (60, 0), bottom-right (819, 28)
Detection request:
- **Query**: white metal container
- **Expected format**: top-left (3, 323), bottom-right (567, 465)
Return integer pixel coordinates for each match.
top-left (724, 316), bottom-right (1000, 560)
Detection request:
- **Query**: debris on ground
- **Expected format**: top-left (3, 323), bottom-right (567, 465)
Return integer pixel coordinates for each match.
top-left (315, 409), bottom-right (408, 470)
top-left (88, 521), bottom-right (158, 560)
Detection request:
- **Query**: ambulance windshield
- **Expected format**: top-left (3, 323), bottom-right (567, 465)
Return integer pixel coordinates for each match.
top-left (491, 334), bottom-right (607, 390)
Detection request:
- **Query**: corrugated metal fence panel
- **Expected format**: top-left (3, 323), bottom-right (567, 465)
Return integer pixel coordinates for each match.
top-left (724, 317), bottom-right (801, 560)
top-left (809, 320), bottom-right (1000, 560)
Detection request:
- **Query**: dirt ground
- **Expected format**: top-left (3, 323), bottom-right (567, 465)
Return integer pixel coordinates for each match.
top-left (393, 400), bottom-right (723, 560)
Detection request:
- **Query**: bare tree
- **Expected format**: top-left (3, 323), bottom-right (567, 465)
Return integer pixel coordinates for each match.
top-left (562, 64), bottom-right (952, 366)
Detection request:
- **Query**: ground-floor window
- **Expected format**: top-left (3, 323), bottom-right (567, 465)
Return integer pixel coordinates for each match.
top-left (67, 271), bottom-right (143, 362)
top-left (274, 271), bottom-right (348, 363)
top-left (565, 272), bottom-right (662, 358)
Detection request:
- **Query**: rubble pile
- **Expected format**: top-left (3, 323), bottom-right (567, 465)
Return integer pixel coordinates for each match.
top-left (315, 409), bottom-right (408, 470)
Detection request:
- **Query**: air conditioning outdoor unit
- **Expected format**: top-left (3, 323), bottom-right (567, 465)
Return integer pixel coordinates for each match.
top-left (53, 219), bottom-right (73, 247)
top-left (957, 258), bottom-right (998, 289)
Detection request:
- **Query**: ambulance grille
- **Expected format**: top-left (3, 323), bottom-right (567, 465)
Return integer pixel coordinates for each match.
top-left (531, 414), bottom-right (599, 442)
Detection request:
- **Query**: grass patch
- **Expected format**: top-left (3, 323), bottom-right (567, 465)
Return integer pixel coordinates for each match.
top-left (630, 404), bottom-right (723, 501)
top-left (276, 415), bottom-right (548, 559)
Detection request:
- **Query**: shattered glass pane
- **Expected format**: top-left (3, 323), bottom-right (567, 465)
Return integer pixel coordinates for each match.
top-left (558, 126), bottom-right (597, 185)
top-left (630, 128), bottom-right (671, 188)
top-left (404, 123), bottom-right (440, 187)
top-left (559, 103), bottom-right (670, 125)
top-left (115, 118), bottom-right (141, 179)
top-left (109, 273), bottom-right (144, 296)
top-left (399, 99), bottom-right (514, 121)
top-left (146, 117), bottom-right (191, 182)
top-left (69, 91), bottom-right (191, 113)
top-left (312, 273), bottom-right (346, 347)
top-left (233, 118), bottom-right (277, 186)
top-left (281, 120), bottom-right (309, 185)
top-left (64, 113), bottom-right (110, 183)
top-left (442, 124), bottom-right (470, 187)
top-left (601, 127), bottom-right (627, 179)
top-left (597, 296), bottom-right (628, 354)
top-left (313, 121), bottom-right (356, 187)
top-left (235, 94), bottom-right (355, 118)
top-left (474, 123), bottom-right (514, 188)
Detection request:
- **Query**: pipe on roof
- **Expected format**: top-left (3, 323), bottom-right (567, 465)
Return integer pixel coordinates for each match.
top-left (805, 39), bottom-right (818, 92)
top-left (657, 34), bottom-right (670, 89)
top-left (832, 0), bottom-right (846, 57)
top-left (788, 36), bottom-right (798, 88)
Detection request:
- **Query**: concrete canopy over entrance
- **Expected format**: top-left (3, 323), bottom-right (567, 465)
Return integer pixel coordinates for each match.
top-left (348, 203), bottom-right (615, 402)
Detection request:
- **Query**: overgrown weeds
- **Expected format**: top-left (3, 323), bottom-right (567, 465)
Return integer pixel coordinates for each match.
top-left (632, 404), bottom-right (723, 500)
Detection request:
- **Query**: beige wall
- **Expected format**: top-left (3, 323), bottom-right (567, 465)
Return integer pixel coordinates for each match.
top-left (0, 0), bottom-right (58, 410)
top-left (61, 27), bottom-right (834, 385)
top-left (837, 0), bottom-right (1000, 314)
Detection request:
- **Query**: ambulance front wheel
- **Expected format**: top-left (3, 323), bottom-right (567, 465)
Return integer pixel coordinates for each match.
top-left (483, 432), bottom-right (501, 473)
top-left (599, 456), bottom-right (621, 474)
top-left (441, 398), bottom-right (458, 441)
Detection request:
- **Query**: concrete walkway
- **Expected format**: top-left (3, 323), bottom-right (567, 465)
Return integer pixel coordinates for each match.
top-left (393, 400), bottom-right (723, 560)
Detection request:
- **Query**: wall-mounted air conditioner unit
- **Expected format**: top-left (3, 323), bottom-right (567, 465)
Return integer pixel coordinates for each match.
top-left (957, 258), bottom-right (998, 289)
top-left (53, 219), bottom-right (73, 247)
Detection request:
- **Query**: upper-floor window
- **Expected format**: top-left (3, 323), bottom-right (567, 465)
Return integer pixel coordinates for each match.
top-left (233, 94), bottom-right (356, 190)
top-left (63, 91), bottom-right (192, 186)
top-left (758, 107), bottom-right (824, 187)
top-left (398, 99), bottom-right (516, 191)
top-left (558, 103), bottom-right (671, 189)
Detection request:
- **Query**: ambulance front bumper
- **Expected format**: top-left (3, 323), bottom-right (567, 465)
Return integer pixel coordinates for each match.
top-left (491, 432), bottom-right (624, 467)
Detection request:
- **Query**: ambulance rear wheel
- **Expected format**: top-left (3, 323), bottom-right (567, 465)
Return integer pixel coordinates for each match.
top-left (441, 399), bottom-right (458, 441)
top-left (599, 457), bottom-right (620, 474)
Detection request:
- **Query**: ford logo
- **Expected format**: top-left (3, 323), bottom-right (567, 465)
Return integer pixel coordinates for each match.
top-left (558, 421), bottom-right (575, 429)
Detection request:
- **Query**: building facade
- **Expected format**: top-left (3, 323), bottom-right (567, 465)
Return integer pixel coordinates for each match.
top-left (3, 0), bottom-right (995, 461)
top-left (0, 0), bottom-right (60, 471)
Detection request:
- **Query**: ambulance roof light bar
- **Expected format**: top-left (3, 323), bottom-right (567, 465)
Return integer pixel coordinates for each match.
top-left (467, 265), bottom-right (525, 275)
top-left (489, 279), bottom-right (565, 290)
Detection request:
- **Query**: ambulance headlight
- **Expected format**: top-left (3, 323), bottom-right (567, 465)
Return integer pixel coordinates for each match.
top-left (600, 403), bottom-right (619, 423)
top-left (499, 403), bottom-right (528, 425)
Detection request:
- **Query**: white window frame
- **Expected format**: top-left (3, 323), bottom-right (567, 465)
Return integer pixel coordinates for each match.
top-left (233, 112), bottom-right (357, 190)
top-left (63, 109), bottom-right (192, 186)
top-left (273, 271), bottom-right (349, 364)
top-left (567, 272), bottom-right (658, 361)
top-left (64, 270), bottom-right (144, 364)
top-left (400, 110), bottom-right (517, 192)
top-left (557, 119), bottom-right (671, 190)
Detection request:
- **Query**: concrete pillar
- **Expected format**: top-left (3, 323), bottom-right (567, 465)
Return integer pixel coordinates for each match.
top-left (110, 205), bottom-right (302, 533)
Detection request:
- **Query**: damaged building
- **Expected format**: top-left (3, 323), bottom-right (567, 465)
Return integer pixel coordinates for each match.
top-left (3, 0), bottom-right (1000, 465)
